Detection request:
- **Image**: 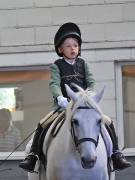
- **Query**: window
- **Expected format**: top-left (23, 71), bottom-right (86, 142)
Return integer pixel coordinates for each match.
top-left (122, 66), bottom-right (135, 149)
top-left (116, 62), bottom-right (135, 155)
top-left (0, 67), bottom-right (53, 158)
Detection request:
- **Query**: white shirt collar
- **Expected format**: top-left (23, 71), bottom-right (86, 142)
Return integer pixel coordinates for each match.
top-left (64, 58), bottom-right (76, 65)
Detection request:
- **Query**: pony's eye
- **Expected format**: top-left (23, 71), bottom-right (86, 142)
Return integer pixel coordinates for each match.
top-left (72, 119), bottom-right (79, 126)
top-left (97, 119), bottom-right (102, 124)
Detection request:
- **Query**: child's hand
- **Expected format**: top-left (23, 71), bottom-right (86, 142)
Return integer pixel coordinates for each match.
top-left (57, 96), bottom-right (69, 108)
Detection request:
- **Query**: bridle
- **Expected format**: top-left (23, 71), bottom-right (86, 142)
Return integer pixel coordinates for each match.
top-left (71, 106), bottom-right (99, 149)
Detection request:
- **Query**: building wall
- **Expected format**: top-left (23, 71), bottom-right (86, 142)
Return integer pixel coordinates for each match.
top-left (0, 0), bottom-right (134, 53)
top-left (0, 0), bottom-right (135, 180)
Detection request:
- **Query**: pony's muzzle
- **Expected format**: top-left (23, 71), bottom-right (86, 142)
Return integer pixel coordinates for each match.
top-left (81, 156), bottom-right (97, 169)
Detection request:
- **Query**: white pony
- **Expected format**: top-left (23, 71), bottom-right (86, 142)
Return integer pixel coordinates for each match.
top-left (28, 84), bottom-right (114, 180)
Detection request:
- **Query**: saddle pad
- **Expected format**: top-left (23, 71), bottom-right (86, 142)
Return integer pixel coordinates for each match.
top-left (101, 124), bottom-right (113, 158)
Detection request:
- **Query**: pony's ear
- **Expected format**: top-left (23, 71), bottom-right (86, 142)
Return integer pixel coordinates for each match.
top-left (94, 86), bottom-right (105, 103)
top-left (65, 84), bottom-right (78, 102)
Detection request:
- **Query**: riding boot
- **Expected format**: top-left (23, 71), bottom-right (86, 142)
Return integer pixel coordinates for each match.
top-left (106, 122), bottom-right (131, 171)
top-left (19, 123), bottom-right (43, 172)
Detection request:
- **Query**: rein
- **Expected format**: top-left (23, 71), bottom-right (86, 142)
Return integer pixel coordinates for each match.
top-left (71, 106), bottom-right (99, 148)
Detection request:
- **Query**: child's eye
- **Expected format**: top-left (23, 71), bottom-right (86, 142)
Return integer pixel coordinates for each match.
top-left (64, 45), bottom-right (71, 48)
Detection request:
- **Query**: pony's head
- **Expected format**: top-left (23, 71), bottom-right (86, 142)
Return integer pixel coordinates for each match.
top-left (65, 84), bottom-right (111, 169)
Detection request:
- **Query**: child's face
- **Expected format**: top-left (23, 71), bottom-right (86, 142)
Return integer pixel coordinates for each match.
top-left (58, 37), bottom-right (80, 59)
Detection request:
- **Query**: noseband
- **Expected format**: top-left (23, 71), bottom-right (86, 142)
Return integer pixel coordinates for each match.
top-left (71, 106), bottom-right (99, 148)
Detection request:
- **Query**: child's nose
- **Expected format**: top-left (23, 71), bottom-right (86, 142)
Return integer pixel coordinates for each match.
top-left (71, 46), bottom-right (75, 49)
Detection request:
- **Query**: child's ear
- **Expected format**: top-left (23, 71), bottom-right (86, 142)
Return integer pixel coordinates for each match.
top-left (58, 47), bottom-right (62, 54)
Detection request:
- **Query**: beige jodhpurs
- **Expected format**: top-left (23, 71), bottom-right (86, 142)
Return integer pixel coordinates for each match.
top-left (39, 110), bottom-right (65, 129)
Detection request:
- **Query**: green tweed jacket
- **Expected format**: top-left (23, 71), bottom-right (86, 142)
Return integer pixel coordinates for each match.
top-left (49, 60), bottom-right (95, 109)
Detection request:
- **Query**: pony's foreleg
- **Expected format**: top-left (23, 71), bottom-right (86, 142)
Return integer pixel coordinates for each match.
top-left (27, 163), bottom-right (40, 180)
top-left (39, 163), bottom-right (46, 180)
top-left (28, 172), bottom-right (39, 180)
top-left (28, 163), bottom-right (46, 180)
top-left (110, 172), bottom-right (115, 180)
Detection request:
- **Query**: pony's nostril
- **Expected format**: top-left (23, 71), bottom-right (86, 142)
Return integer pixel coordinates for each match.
top-left (81, 156), bottom-right (97, 169)
top-left (81, 156), bottom-right (97, 162)
top-left (81, 156), bottom-right (97, 168)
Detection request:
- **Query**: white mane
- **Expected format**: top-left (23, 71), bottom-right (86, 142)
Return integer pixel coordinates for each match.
top-left (66, 86), bottom-right (111, 125)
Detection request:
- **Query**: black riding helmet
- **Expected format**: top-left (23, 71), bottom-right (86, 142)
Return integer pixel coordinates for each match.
top-left (54, 22), bottom-right (82, 57)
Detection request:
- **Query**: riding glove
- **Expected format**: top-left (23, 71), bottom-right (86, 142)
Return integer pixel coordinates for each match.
top-left (57, 96), bottom-right (69, 108)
